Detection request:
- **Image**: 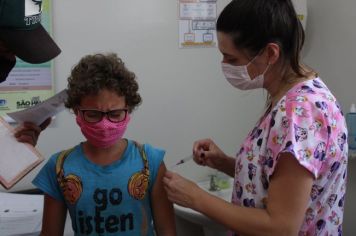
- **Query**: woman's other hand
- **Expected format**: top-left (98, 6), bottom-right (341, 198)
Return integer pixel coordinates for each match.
top-left (14, 117), bottom-right (51, 146)
top-left (193, 138), bottom-right (227, 169)
top-left (163, 170), bottom-right (203, 209)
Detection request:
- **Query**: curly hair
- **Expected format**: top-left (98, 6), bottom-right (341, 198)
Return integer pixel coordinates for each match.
top-left (65, 53), bottom-right (142, 112)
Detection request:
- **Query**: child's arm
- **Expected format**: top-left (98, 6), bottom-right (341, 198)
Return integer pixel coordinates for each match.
top-left (151, 163), bottom-right (176, 236)
top-left (40, 194), bottom-right (67, 236)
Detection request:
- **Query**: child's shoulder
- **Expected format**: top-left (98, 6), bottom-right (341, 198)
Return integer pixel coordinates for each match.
top-left (128, 139), bottom-right (164, 152)
top-left (128, 139), bottom-right (166, 161)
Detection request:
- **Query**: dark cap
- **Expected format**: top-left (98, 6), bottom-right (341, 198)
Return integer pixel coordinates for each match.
top-left (0, 0), bottom-right (61, 63)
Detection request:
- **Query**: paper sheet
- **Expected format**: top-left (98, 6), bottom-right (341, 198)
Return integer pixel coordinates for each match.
top-left (0, 192), bottom-right (43, 235)
top-left (6, 89), bottom-right (68, 126)
top-left (0, 118), bottom-right (44, 189)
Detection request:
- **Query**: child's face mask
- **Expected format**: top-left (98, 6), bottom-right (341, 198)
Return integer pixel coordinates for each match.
top-left (76, 114), bottom-right (130, 148)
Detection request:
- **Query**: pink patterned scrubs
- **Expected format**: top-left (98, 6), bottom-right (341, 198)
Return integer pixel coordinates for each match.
top-left (230, 78), bottom-right (348, 236)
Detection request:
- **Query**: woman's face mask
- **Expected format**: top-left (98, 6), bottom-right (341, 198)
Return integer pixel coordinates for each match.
top-left (221, 53), bottom-right (270, 90)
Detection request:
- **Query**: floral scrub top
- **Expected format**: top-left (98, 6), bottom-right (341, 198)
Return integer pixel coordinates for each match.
top-left (230, 78), bottom-right (348, 236)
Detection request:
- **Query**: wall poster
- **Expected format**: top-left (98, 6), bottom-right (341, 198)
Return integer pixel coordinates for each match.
top-left (0, 0), bottom-right (55, 121)
top-left (178, 0), bottom-right (217, 48)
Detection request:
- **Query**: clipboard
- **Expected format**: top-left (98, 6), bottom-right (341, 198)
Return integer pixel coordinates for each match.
top-left (0, 117), bottom-right (44, 190)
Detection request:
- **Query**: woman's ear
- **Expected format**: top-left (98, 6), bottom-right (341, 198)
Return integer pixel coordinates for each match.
top-left (265, 43), bottom-right (280, 65)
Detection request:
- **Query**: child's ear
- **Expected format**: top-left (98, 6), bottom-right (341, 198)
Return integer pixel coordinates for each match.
top-left (73, 108), bottom-right (79, 115)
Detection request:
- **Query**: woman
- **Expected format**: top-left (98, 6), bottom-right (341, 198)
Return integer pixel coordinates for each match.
top-left (163, 0), bottom-right (348, 235)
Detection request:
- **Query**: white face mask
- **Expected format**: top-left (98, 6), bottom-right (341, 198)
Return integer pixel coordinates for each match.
top-left (221, 54), bottom-right (269, 90)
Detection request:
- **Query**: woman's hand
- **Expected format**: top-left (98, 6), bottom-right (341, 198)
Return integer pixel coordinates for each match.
top-left (163, 171), bottom-right (204, 209)
top-left (193, 138), bottom-right (228, 170)
top-left (14, 117), bottom-right (51, 146)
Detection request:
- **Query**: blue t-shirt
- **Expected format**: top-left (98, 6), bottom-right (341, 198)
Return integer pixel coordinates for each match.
top-left (33, 140), bottom-right (165, 236)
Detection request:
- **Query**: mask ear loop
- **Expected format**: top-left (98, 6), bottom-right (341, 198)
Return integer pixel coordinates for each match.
top-left (247, 49), bottom-right (271, 76)
top-left (246, 46), bottom-right (266, 67)
top-left (56, 148), bottom-right (75, 188)
top-left (246, 54), bottom-right (259, 67)
top-left (262, 63), bottom-right (271, 75)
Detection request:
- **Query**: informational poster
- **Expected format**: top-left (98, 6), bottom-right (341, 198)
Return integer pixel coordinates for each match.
top-left (0, 0), bottom-right (55, 118)
top-left (178, 0), bottom-right (217, 48)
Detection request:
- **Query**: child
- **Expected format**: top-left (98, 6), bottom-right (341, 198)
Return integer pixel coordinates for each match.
top-left (33, 53), bottom-right (176, 236)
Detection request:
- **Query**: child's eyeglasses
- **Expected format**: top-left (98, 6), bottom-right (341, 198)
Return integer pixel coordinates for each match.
top-left (78, 108), bottom-right (128, 123)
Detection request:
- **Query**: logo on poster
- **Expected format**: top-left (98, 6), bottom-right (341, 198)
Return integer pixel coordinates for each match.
top-left (0, 99), bottom-right (7, 106)
top-left (0, 99), bottom-right (10, 111)
top-left (16, 96), bottom-right (42, 109)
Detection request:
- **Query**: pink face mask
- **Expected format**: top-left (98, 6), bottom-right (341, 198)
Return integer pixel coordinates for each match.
top-left (76, 114), bottom-right (130, 148)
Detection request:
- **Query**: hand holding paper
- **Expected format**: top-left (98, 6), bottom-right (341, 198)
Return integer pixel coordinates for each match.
top-left (14, 117), bottom-right (52, 146)
top-left (0, 90), bottom-right (67, 189)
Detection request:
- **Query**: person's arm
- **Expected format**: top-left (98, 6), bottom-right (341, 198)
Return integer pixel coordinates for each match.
top-left (40, 194), bottom-right (67, 236)
top-left (213, 155), bottom-right (236, 177)
top-left (164, 152), bottom-right (313, 236)
top-left (14, 117), bottom-right (51, 146)
top-left (151, 163), bottom-right (176, 236)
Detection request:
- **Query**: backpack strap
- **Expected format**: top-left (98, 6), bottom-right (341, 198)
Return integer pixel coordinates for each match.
top-left (132, 141), bottom-right (150, 177)
top-left (55, 147), bottom-right (75, 189)
top-left (128, 141), bottom-right (150, 200)
top-left (55, 147), bottom-right (83, 205)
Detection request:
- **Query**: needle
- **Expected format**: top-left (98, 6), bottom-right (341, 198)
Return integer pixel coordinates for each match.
top-left (170, 154), bottom-right (194, 169)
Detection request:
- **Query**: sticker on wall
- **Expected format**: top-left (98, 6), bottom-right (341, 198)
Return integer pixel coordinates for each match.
top-left (178, 0), bottom-right (217, 48)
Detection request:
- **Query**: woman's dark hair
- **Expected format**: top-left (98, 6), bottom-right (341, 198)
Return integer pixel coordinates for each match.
top-left (217, 0), bottom-right (305, 77)
top-left (65, 53), bottom-right (142, 112)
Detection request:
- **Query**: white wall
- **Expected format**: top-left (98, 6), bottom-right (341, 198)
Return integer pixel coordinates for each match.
top-left (304, 0), bottom-right (356, 235)
top-left (3, 0), bottom-right (355, 234)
